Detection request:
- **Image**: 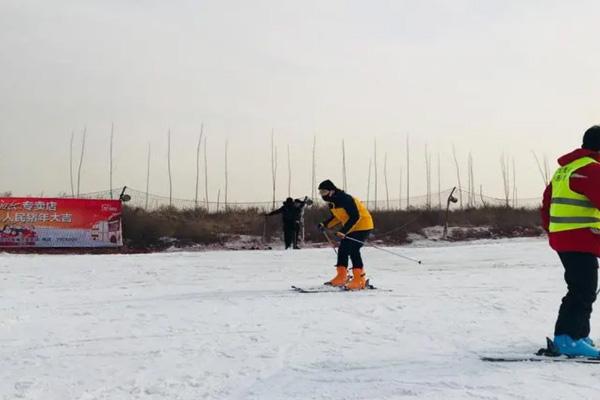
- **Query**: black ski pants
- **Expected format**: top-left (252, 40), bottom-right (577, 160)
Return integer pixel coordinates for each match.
top-left (337, 230), bottom-right (371, 269)
top-left (554, 252), bottom-right (598, 339)
top-left (283, 222), bottom-right (298, 249)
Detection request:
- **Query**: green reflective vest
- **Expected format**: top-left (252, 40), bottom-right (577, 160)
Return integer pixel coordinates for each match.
top-left (549, 156), bottom-right (600, 233)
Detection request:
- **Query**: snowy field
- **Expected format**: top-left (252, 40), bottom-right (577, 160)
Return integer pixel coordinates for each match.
top-left (2, 238), bottom-right (600, 400)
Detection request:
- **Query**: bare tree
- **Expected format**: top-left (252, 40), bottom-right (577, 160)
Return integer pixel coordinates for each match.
top-left (311, 136), bottom-right (316, 200)
top-left (287, 144), bottom-right (292, 197)
top-left (145, 142), bottom-right (151, 210)
top-left (224, 139), bottom-right (229, 210)
top-left (342, 139), bottom-right (347, 190)
top-left (384, 152), bottom-right (390, 209)
top-left (437, 153), bottom-right (442, 209)
top-left (69, 131), bottom-right (75, 197)
top-left (398, 163), bottom-right (403, 210)
top-left (425, 145), bottom-right (432, 209)
top-left (512, 157), bottom-right (517, 208)
top-left (532, 150), bottom-right (550, 186)
top-left (109, 123), bottom-right (114, 199)
top-left (479, 184), bottom-right (488, 207)
top-left (216, 189), bottom-right (221, 213)
top-left (500, 153), bottom-right (511, 207)
top-left (373, 139), bottom-right (378, 210)
top-left (271, 131), bottom-right (278, 209)
top-left (543, 154), bottom-right (550, 185)
top-left (406, 134), bottom-right (410, 210)
top-left (204, 135), bottom-right (209, 210)
top-left (467, 152), bottom-right (475, 208)
top-left (366, 158), bottom-right (372, 204)
top-left (76, 127), bottom-right (87, 197)
top-left (451, 144), bottom-right (463, 209)
top-left (167, 130), bottom-right (173, 207)
top-left (195, 124), bottom-right (204, 207)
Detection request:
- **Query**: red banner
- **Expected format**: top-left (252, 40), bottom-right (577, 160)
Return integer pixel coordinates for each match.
top-left (0, 198), bottom-right (123, 247)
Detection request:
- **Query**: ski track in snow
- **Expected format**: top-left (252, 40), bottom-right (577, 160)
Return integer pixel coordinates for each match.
top-left (2, 238), bottom-right (600, 400)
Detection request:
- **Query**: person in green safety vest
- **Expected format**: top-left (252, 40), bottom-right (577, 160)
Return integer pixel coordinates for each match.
top-left (542, 125), bottom-right (600, 358)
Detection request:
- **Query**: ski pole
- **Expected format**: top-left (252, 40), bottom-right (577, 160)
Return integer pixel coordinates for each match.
top-left (322, 230), bottom-right (338, 255)
top-left (341, 234), bottom-right (422, 264)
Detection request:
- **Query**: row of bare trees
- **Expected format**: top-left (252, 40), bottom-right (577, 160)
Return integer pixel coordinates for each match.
top-left (68, 126), bottom-right (552, 210)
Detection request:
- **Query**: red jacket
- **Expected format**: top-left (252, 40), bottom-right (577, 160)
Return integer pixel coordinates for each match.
top-left (541, 148), bottom-right (600, 257)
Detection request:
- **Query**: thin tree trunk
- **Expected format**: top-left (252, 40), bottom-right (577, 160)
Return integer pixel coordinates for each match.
top-left (472, 154), bottom-right (476, 207)
top-left (145, 143), bottom-right (151, 210)
top-left (204, 135), bottom-right (209, 210)
top-left (366, 158), bottom-right (372, 205)
top-left (311, 136), bottom-right (316, 200)
top-left (425, 145), bottom-right (431, 209)
top-left (452, 144), bottom-right (463, 209)
top-left (467, 153), bottom-right (472, 207)
top-left (195, 124), bottom-right (204, 208)
top-left (398, 164), bottom-right (403, 210)
top-left (342, 139), bottom-right (347, 191)
top-left (468, 152), bottom-right (475, 208)
top-left (406, 135), bottom-right (410, 210)
top-left (543, 155), bottom-right (550, 184)
top-left (512, 157), bottom-right (517, 208)
top-left (500, 154), bottom-right (510, 207)
top-left (287, 144), bottom-right (292, 197)
top-left (384, 152), bottom-right (390, 210)
top-left (271, 131), bottom-right (278, 209)
top-left (224, 139), bottom-right (229, 210)
top-left (76, 127), bottom-right (87, 197)
top-left (437, 153), bottom-right (442, 209)
top-left (109, 123), bottom-right (114, 199)
top-left (373, 139), bottom-right (378, 211)
top-left (479, 184), bottom-right (487, 207)
top-left (69, 131), bottom-right (75, 197)
top-left (167, 130), bottom-right (173, 207)
top-left (532, 150), bottom-right (549, 186)
top-left (216, 189), bottom-right (221, 213)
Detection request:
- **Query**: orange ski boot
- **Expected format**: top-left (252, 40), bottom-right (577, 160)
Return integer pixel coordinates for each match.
top-left (345, 268), bottom-right (366, 290)
top-left (325, 266), bottom-right (348, 286)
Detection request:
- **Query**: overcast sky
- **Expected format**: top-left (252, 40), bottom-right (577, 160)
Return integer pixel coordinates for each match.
top-left (1, 0), bottom-right (600, 203)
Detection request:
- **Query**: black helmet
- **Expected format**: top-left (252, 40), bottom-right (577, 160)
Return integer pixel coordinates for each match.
top-left (582, 125), bottom-right (600, 151)
top-left (318, 180), bottom-right (337, 191)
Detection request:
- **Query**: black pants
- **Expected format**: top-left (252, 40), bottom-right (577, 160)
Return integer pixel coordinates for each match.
top-left (337, 230), bottom-right (371, 269)
top-left (283, 222), bottom-right (299, 249)
top-left (554, 252), bottom-right (598, 339)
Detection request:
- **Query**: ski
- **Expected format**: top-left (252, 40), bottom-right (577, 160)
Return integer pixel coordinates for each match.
top-left (291, 285), bottom-right (346, 293)
top-left (481, 337), bottom-right (600, 364)
top-left (291, 280), bottom-right (390, 293)
top-left (481, 355), bottom-right (600, 364)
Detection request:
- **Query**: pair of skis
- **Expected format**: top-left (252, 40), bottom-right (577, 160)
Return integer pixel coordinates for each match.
top-left (291, 279), bottom-right (391, 293)
top-left (482, 337), bottom-right (600, 364)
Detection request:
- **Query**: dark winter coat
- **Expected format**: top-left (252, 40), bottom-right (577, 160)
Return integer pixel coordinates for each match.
top-left (267, 200), bottom-right (302, 225)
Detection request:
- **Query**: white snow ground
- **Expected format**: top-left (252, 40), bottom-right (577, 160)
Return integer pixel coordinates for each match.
top-left (2, 238), bottom-right (600, 400)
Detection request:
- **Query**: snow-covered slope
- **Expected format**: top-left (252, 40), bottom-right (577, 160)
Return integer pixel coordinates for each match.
top-left (1, 238), bottom-right (598, 399)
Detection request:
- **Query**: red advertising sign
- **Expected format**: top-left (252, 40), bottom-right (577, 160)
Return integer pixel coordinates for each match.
top-left (0, 198), bottom-right (123, 247)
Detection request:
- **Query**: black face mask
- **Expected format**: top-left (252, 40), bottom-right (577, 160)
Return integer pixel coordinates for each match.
top-left (321, 193), bottom-right (333, 202)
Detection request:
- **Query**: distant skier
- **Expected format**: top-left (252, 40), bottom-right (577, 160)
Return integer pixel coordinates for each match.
top-left (541, 125), bottom-right (600, 358)
top-left (293, 196), bottom-right (313, 248)
top-left (317, 180), bottom-right (374, 290)
top-left (265, 197), bottom-right (301, 249)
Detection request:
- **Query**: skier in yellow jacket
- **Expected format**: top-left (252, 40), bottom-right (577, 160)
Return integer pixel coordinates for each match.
top-left (317, 180), bottom-right (374, 290)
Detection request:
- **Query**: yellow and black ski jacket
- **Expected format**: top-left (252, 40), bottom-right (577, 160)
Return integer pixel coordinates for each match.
top-left (322, 191), bottom-right (374, 235)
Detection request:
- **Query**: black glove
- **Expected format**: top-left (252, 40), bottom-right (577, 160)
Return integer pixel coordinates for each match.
top-left (317, 223), bottom-right (326, 232)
